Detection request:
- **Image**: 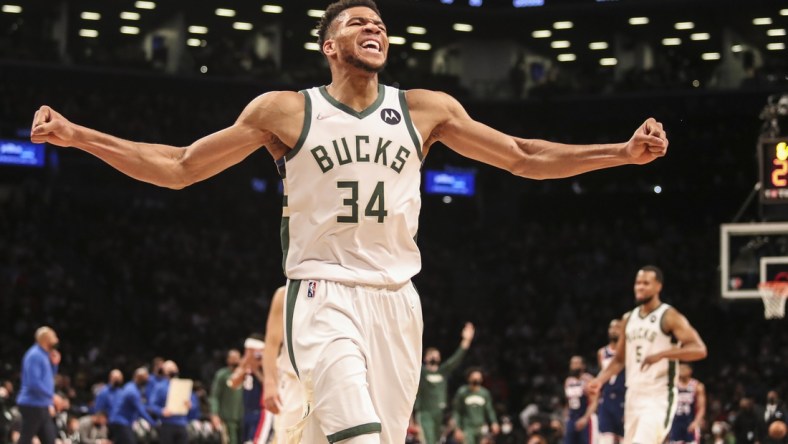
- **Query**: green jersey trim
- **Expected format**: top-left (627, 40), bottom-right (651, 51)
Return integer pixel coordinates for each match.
top-left (285, 90), bottom-right (313, 161)
top-left (398, 89), bottom-right (423, 161)
top-left (326, 422), bottom-right (382, 443)
top-left (318, 84), bottom-right (385, 119)
top-left (285, 280), bottom-right (301, 378)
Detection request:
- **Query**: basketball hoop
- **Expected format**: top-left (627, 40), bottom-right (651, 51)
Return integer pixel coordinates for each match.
top-left (757, 281), bottom-right (788, 319)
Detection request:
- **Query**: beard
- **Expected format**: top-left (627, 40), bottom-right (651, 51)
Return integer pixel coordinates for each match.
top-left (608, 335), bottom-right (619, 343)
top-left (635, 294), bottom-right (655, 306)
top-left (343, 52), bottom-right (386, 74)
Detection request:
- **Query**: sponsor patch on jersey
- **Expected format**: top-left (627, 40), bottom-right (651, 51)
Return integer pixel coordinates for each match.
top-left (380, 108), bottom-right (402, 125)
top-left (307, 281), bottom-right (317, 298)
top-left (650, 315), bottom-right (657, 323)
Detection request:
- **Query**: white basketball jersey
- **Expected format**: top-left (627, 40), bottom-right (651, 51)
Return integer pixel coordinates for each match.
top-left (277, 85), bottom-right (424, 286)
top-left (625, 303), bottom-right (679, 394)
top-left (277, 340), bottom-right (297, 378)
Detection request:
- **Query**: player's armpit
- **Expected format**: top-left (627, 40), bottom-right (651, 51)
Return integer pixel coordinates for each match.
top-left (661, 309), bottom-right (707, 362)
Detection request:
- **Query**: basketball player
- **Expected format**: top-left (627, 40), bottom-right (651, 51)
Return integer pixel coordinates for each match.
top-left (563, 356), bottom-right (596, 444)
top-left (262, 286), bottom-right (306, 444)
top-left (589, 266), bottom-right (707, 444)
top-left (29, 0), bottom-right (669, 441)
top-left (597, 319), bottom-right (625, 444)
top-left (668, 363), bottom-right (706, 444)
top-left (228, 333), bottom-right (272, 444)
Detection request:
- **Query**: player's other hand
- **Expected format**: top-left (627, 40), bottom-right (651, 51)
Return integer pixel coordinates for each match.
top-left (586, 378), bottom-right (602, 397)
top-left (625, 117), bottom-right (668, 165)
top-left (30, 106), bottom-right (77, 147)
top-left (640, 353), bottom-right (663, 370)
top-left (263, 390), bottom-right (282, 414)
top-left (575, 416), bottom-right (589, 431)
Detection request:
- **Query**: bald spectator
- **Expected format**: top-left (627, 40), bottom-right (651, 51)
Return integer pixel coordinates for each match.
top-left (17, 326), bottom-right (61, 444)
top-left (108, 367), bottom-right (155, 444)
top-left (94, 369), bottom-right (124, 415)
top-left (149, 360), bottom-right (200, 444)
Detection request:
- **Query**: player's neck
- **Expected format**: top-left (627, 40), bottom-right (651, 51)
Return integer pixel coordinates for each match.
top-left (326, 73), bottom-right (380, 112)
top-left (638, 297), bottom-right (662, 315)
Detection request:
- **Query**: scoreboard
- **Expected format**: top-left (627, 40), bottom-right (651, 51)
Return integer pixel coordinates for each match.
top-left (759, 138), bottom-right (788, 204)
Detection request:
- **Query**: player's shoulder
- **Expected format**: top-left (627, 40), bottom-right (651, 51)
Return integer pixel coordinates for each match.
top-left (403, 89), bottom-right (460, 113)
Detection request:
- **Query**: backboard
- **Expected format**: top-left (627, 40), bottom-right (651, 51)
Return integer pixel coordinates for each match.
top-left (721, 222), bottom-right (788, 299)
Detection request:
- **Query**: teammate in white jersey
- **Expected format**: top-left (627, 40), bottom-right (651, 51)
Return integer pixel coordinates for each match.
top-left (262, 287), bottom-right (305, 444)
top-left (29, 0), bottom-right (670, 441)
top-left (588, 266), bottom-right (707, 444)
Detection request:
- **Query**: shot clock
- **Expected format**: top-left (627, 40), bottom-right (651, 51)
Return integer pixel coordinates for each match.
top-left (760, 138), bottom-right (788, 204)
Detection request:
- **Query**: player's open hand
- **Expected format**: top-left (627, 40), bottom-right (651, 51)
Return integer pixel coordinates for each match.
top-left (30, 106), bottom-right (77, 148)
top-left (263, 384), bottom-right (282, 414)
top-left (625, 118), bottom-right (668, 165)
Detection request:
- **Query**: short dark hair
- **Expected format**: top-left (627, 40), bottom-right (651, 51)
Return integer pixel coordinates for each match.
top-left (248, 332), bottom-right (265, 341)
top-left (316, 0), bottom-right (381, 53)
top-left (465, 366), bottom-right (483, 380)
top-left (639, 265), bottom-right (664, 283)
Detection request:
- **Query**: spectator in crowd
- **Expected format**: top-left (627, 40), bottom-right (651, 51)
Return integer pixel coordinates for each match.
top-left (765, 390), bottom-right (786, 425)
top-left (57, 415), bottom-right (81, 443)
top-left (146, 357), bottom-right (165, 403)
top-left (228, 334), bottom-right (269, 444)
top-left (209, 349), bottom-right (243, 444)
top-left (77, 410), bottom-right (110, 444)
top-left (453, 368), bottom-right (499, 444)
top-left (415, 322), bottom-right (475, 444)
top-left (732, 396), bottom-right (765, 444)
top-left (108, 367), bottom-right (155, 444)
top-left (149, 360), bottom-right (201, 444)
top-left (17, 326), bottom-right (61, 444)
top-left (94, 369), bottom-right (124, 415)
top-left (707, 421), bottom-right (735, 444)
top-left (494, 415), bottom-right (525, 444)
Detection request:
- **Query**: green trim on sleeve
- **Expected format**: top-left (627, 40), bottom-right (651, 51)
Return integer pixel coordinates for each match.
top-left (285, 90), bottom-right (312, 161)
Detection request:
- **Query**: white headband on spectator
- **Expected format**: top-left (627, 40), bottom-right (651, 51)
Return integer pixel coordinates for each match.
top-left (245, 338), bottom-right (265, 350)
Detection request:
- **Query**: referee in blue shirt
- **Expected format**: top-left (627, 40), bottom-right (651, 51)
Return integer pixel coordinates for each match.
top-left (17, 326), bottom-right (60, 444)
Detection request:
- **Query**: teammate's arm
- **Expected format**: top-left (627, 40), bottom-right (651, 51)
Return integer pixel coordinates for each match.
top-left (690, 382), bottom-right (706, 432)
top-left (641, 309), bottom-right (707, 369)
top-left (29, 91), bottom-right (302, 189)
top-left (227, 353), bottom-right (251, 389)
top-left (439, 322), bottom-right (475, 375)
top-left (588, 315), bottom-right (628, 396)
top-left (263, 287), bottom-right (286, 414)
top-left (407, 90), bottom-right (668, 179)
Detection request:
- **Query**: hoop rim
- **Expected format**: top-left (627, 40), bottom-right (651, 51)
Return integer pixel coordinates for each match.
top-left (758, 281), bottom-right (788, 296)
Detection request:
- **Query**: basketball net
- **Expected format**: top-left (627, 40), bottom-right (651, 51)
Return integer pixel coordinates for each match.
top-left (757, 281), bottom-right (788, 319)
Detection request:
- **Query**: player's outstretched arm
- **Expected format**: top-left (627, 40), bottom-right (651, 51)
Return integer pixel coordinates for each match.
top-left (407, 90), bottom-right (668, 179)
top-left (263, 286), bottom-right (286, 414)
top-left (30, 91), bottom-right (302, 189)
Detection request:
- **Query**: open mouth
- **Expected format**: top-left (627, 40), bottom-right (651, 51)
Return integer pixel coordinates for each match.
top-left (360, 40), bottom-right (382, 54)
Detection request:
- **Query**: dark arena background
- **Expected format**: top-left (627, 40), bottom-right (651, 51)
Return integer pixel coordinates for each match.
top-left (1, 0), bottom-right (788, 443)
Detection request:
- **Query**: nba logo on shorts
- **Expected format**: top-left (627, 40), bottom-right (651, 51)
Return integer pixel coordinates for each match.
top-left (307, 281), bottom-right (317, 298)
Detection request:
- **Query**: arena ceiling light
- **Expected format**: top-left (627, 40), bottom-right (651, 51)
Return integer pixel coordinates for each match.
top-left (731, 44), bottom-right (743, 52)
top-left (120, 26), bottom-right (140, 35)
top-left (310, 29), bottom-right (319, 37)
top-left (406, 26), bottom-right (427, 35)
top-left (599, 57), bottom-right (617, 66)
top-left (557, 53), bottom-right (576, 62)
top-left (261, 5), bottom-right (283, 14)
top-left (701, 52), bottom-right (720, 60)
top-left (79, 29), bottom-right (99, 38)
top-left (674, 22), bottom-right (694, 30)
top-left (767, 29), bottom-right (786, 37)
top-left (628, 17), bottom-right (649, 25)
top-left (551, 40), bottom-right (570, 49)
top-left (553, 21), bottom-right (573, 30)
top-left (753, 17), bottom-right (772, 25)
top-left (187, 38), bottom-right (202, 47)
top-left (781, 9), bottom-right (788, 16)
top-left (80, 12), bottom-right (101, 20)
top-left (2, 5), bottom-right (22, 13)
top-left (307, 9), bottom-right (324, 18)
top-left (134, 1), bottom-right (156, 10)
top-left (690, 32), bottom-right (710, 41)
top-left (188, 25), bottom-right (208, 34)
top-left (304, 42), bottom-right (320, 51)
top-left (589, 41), bottom-right (608, 50)
top-left (767, 42), bottom-right (786, 50)
top-left (388, 36), bottom-right (406, 45)
top-left (120, 11), bottom-right (140, 20)
top-left (531, 29), bottom-right (551, 38)
top-left (453, 23), bottom-right (473, 32)
top-left (232, 22), bottom-right (253, 31)
top-left (412, 42), bottom-right (431, 51)
top-left (662, 37), bottom-right (681, 46)
top-left (215, 8), bottom-right (236, 17)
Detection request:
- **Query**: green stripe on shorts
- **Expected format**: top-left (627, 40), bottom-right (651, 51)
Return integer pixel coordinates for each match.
top-left (286, 280), bottom-right (301, 378)
top-left (327, 422), bottom-right (382, 443)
